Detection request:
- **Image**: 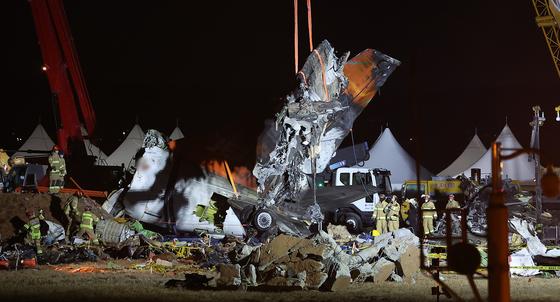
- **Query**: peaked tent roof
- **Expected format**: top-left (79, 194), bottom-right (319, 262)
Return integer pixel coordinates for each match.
top-left (80, 126), bottom-right (108, 165)
top-left (15, 124), bottom-right (55, 157)
top-left (105, 124), bottom-right (144, 167)
top-left (459, 124), bottom-right (535, 181)
top-left (169, 126), bottom-right (184, 140)
top-left (355, 128), bottom-right (432, 189)
top-left (438, 134), bottom-right (486, 177)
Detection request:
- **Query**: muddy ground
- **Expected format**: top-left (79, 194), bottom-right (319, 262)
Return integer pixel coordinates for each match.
top-left (0, 263), bottom-right (558, 302)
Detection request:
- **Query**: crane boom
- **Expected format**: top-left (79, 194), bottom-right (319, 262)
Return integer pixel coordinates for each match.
top-left (531, 0), bottom-right (560, 79)
top-left (29, 0), bottom-right (96, 154)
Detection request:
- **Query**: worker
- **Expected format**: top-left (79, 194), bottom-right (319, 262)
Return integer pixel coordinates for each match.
top-left (445, 194), bottom-right (461, 234)
top-left (372, 194), bottom-right (389, 234)
top-left (387, 195), bottom-right (400, 232)
top-left (401, 197), bottom-right (418, 233)
top-left (63, 191), bottom-right (83, 241)
top-left (23, 209), bottom-right (45, 254)
top-left (76, 206), bottom-right (99, 245)
top-left (421, 194), bottom-right (437, 236)
top-left (48, 145), bottom-right (66, 193)
top-left (0, 148), bottom-right (10, 191)
top-left (445, 194), bottom-right (460, 209)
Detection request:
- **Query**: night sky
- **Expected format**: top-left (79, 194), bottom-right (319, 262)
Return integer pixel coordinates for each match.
top-left (4, 0), bottom-right (559, 173)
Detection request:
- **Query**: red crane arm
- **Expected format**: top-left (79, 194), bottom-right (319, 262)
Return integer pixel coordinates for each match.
top-left (47, 0), bottom-right (96, 136)
top-left (29, 0), bottom-right (96, 153)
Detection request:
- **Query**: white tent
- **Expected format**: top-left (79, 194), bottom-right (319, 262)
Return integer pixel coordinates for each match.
top-left (14, 124), bottom-right (55, 157)
top-left (105, 124), bottom-right (144, 167)
top-left (459, 124), bottom-right (535, 181)
top-left (438, 133), bottom-right (486, 177)
top-left (80, 126), bottom-right (108, 165)
top-left (169, 126), bottom-right (184, 140)
top-left (355, 128), bottom-right (432, 190)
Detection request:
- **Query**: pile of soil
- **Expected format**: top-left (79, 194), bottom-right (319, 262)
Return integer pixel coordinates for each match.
top-left (0, 192), bottom-right (105, 241)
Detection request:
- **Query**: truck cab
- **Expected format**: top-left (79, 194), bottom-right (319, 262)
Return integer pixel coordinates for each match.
top-left (324, 167), bottom-right (392, 233)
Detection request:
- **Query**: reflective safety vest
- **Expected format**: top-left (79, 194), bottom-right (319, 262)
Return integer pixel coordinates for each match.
top-left (80, 211), bottom-right (97, 230)
top-left (25, 217), bottom-right (41, 240)
top-left (421, 201), bottom-right (437, 219)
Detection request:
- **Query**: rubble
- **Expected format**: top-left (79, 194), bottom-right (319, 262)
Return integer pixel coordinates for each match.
top-left (327, 224), bottom-right (353, 242)
top-left (396, 246), bottom-right (421, 282)
top-left (215, 263), bottom-right (242, 287)
top-left (164, 228), bottom-right (420, 291)
top-left (371, 258), bottom-right (395, 283)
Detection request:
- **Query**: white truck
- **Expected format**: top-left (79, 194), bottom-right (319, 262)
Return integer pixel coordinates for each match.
top-left (321, 167), bottom-right (392, 233)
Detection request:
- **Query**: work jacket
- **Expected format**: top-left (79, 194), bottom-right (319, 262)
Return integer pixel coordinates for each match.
top-left (373, 200), bottom-right (389, 220)
top-left (24, 216), bottom-right (41, 240)
top-left (387, 202), bottom-right (400, 221)
top-left (48, 153), bottom-right (66, 175)
top-left (421, 200), bottom-right (437, 219)
top-left (446, 199), bottom-right (460, 209)
top-left (80, 211), bottom-right (99, 230)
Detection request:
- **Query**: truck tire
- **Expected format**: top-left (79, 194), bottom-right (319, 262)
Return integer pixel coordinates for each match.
top-left (341, 212), bottom-right (362, 234)
top-left (253, 209), bottom-right (275, 232)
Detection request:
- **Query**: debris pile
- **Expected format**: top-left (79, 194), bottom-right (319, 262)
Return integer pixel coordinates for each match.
top-left (166, 228), bottom-right (420, 291)
top-left (508, 217), bottom-right (560, 277)
top-left (253, 40), bottom-right (399, 230)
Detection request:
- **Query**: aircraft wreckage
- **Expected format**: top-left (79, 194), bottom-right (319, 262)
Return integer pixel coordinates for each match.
top-left (103, 40), bottom-right (400, 237)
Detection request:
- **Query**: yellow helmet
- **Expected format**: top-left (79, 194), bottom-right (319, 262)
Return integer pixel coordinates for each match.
top-left (371, 229), bottom-right (381, 236)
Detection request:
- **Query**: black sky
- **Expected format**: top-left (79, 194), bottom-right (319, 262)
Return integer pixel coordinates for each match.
top-left (4, 0), bottom-right (560, 173)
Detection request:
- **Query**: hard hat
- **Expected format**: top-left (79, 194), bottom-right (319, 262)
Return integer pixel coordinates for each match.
top-left (449, 194), bottom-right (455, 198)
top-left (421, 194), bottom-right (429, 199)
top-left (371, 229), bottom-right (381, 236)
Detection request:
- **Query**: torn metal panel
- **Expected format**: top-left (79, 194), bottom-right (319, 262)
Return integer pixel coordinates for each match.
top-left (253, 40), bottom-right (399, 225)
top-left (95, 219), bottom-right (136, 246)
top-left (105, 41), bottom-right (399, 238)
top-left (510, 248), bottom-right (540, 276)
top-left (105, 129), bottom-right (255, 237)
top-left (44, 220), bottom-right (65, 244)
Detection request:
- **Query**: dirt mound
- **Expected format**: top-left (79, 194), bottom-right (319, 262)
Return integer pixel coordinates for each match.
top-left (0, 192), bottom-right (104, 241)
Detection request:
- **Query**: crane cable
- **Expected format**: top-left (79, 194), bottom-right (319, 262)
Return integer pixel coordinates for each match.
top-left (306, 0), bottom-right (313, 52)
top-left (294, 0), bottom-right (298, 74)
top-left (294, 0), bottom-right (314, 74)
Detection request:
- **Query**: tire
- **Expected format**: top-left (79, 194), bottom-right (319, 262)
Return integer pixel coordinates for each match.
top-left (253, 209), bottom-right (275, 232)
top-left (341, 212), bottom-right (363, 234)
